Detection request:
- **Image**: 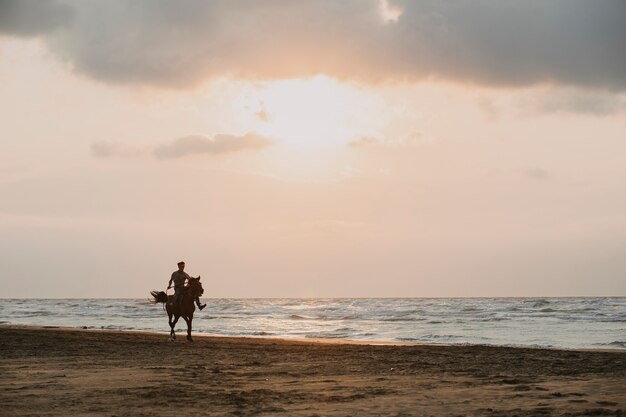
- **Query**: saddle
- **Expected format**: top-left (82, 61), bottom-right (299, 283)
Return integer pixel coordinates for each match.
top-left (167, 285), bottom-right (192, 306)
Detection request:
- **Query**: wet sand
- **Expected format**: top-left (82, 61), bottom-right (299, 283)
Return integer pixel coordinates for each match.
top-left (1, 326), bottom-right (625, 416)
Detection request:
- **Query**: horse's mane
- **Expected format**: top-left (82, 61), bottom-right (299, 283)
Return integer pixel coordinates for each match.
top-left (185, 278), bottom-right (204, 297)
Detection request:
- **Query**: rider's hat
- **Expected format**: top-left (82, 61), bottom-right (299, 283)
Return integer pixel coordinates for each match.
top-left (177, 261), bottom-right (185, 266)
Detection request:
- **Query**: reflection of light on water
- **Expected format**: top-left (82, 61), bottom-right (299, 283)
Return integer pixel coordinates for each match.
top-left (2, 297), bottom-right (625, 349)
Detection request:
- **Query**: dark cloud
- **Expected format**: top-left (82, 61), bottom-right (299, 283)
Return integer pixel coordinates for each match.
top-left (1, 1), bottom-right (625, 90)
top-left (153, 133), bottom-right (272, 158)
top-left (0, 0), bottom-right (71, 36)
top-left (522, 90), bottom-right (625, 116)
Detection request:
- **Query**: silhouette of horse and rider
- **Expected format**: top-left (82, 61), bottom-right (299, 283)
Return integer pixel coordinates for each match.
top-left (150, 261), bottom-right (206, 342)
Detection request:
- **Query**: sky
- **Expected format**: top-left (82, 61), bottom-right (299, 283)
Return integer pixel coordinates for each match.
top-left (1, 0), bottom-right (625, 298)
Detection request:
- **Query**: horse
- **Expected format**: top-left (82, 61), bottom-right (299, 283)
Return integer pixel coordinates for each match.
top-left (150, 277), bottom-right (204, 342)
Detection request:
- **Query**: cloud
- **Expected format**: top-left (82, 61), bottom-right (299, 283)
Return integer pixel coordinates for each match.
top-left (522, 168), bottom-right (552, 181)
top-left (342, 164), bottom-right (363, 177)
top-left (348, 136), bottom-right (380, 148)
top-left (348, 132), bottom-right (433, 148)
top-left (1, 1), bottom-right (624, 90)
top-left (153, 133), bottom-right (272, 159)
top-left (255, 103), bottom-right (269, 122)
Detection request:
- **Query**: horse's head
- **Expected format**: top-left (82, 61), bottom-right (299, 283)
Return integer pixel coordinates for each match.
top-left (186, 277), bottom-right (204, 298)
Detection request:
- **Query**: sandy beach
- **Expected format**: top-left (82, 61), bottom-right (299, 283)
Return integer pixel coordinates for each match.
top-left (0, 326), bottom-right (624, 416)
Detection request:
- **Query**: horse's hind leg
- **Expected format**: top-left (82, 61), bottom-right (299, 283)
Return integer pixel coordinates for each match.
top-left (183, 315), bottom-right (193, 342)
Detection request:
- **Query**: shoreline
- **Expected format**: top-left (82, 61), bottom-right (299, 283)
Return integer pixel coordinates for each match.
top-left (3, 296), bottom-right (626, 299)
top-left (1, 326), bottom-right (625, 416)
top-left (1, 323), bottom-right (623, 353)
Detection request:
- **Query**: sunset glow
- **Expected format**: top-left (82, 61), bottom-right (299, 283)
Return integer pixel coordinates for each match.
top-left (245, 77), bottom-right (370, 149)
top-left (1, 1), bottom-right (625, 298)
top-left (2, 3), bottom-right (626, 416)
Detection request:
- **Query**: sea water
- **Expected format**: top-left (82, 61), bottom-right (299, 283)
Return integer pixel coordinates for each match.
top-left (1, 297), bottom-right (624, 350)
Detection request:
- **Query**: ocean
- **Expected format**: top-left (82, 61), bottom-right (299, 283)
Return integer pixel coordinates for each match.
top-left (1, 297), bottom-right (624, 350)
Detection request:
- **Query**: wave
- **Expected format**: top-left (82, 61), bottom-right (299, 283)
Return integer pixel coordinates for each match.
top-left (380, 317), bottom-right (426, 322)
top-left (422, 334), bottom-right (464, 339)
top-left (530, 299), bottom-right (551, 308)
top-left (477, 317), bottom-right (508, 322)
top-left (596, 341), bottom-right (626, 348)
top-left (313, 315), bottom-right (360, 321)
top-left (2, 297), bottom-right (625, 350)
top-left (15, 311), bottom-right (56, 317)
top-left (304, 332), bottom-right (349, 339)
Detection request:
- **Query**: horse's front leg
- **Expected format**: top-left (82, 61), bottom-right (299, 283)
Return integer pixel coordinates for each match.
top-left (170, 314), bottom-right (179, 340)
top-left (167, 312), bottom-right (174, 340)
top-left (183, 314), bottom-right (193, 342)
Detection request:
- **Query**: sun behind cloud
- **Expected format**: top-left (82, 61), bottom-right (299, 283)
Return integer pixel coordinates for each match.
top-left (242, 76), bottom-right (376, 149)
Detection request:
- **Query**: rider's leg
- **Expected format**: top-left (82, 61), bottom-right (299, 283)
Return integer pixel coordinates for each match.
top-left (195, 297), bottom-right (206, 310)
top-left (175, 287), bottom-right (183, 309)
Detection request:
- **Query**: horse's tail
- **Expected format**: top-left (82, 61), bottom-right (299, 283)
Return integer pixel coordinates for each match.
top-left (150, 290), bottom-right (167, 304)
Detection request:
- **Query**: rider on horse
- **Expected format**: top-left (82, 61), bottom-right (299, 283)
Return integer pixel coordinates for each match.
top-left (168, 261), bottom-right (206, 311)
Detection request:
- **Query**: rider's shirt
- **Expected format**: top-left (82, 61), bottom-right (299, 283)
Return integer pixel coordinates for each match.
top-left (171, 270), bottom-right (190, 288)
